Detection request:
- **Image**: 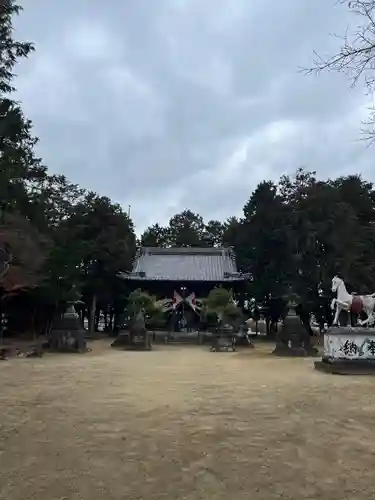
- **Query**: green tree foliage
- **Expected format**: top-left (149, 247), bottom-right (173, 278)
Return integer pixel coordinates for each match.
top-left (205, 287), bottom-right (232, 310)
top-left (128, 289), bottom-right (157, 316)
top-left (203, 220), bottom-right (225, 247)
top-left (140, 223), bottom-right (169, 247)
top-left (58, 194), bottom-right (136, 332)
top-left (204, 287), bottom-right (242, 326)
top-left (138, 167), bottom-right (375, 304)
top-left (222, 217), bottom-right (248, 266)
top-left (127, 289), bottom-right (166, 329)
top-left (29, 174), bottom-right (85, 231)
top-left (242, 181), bottom-right (294, 299)
top-left (0, 1), bottom-right (48, 300)
top-left (0, 212), bottom-right (49, 292)
top-left (0, 1), bottom-right (34, 94)
top-left (140, 209), bottom-right (210, 247)
top-left (329, 175), bottom-right (375, 290)
top-left (220, 168), bottom-right (375, 301)
top-left (167, 209), bottom-right (206, 247)
top-left (0, 1), bottom-right (45, 215)
top-left (140, 214), bottom-right (226, 249)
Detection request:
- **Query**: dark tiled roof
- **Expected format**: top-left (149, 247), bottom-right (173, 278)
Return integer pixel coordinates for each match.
top-left (124, 247), bottom-right (245, 282)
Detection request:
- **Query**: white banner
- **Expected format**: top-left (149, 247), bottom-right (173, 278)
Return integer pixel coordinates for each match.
top-left (185, 292), bottom-right (196, 311)
top-left (172, 291), bottom-right (183, 310)
top-left (325, 333), bottom-right (375, 360)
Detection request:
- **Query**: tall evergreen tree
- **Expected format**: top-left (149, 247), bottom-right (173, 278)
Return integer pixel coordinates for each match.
top-left (0, 1), bottom-right (46, 215)
top-left (166, 210), bottom-right (205, 247)
top-left (0, 1), bottom-right (48, 293)
top-left (140, 223), bottom-right (169, 247)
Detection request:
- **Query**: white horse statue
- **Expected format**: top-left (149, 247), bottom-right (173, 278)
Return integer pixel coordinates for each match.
top-left (331, 276), bottom-right (375, 327)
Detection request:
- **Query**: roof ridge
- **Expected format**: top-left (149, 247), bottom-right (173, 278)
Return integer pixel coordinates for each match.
top-left (141, 246), bottom-right (231, 254)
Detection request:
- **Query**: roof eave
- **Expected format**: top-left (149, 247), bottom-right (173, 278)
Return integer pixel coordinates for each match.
top-left (118, 276), bottom-right (247, 282)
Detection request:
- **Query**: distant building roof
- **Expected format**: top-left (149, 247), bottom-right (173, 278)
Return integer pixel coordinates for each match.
top-left (119, 247), bottom-right (251, 282)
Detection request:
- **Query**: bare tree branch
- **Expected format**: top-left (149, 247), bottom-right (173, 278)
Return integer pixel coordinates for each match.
top-left (301, 1), bottom-right (375, 139)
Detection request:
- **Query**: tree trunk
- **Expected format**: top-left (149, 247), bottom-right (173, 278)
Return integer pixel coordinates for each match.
top-left (89, 295), bottom-right (97, 334)
top-left (81, 308), bottom-right (86, 327)
top-left (95, 306), bottom-right (100, 332)
top-left (32, 306), bottom-right (36, 341)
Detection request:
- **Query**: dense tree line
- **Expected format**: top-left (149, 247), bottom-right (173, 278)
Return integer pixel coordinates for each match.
top-left (0, 2), bottom-right (136, 335)
top-left (1, 2), bottom-right (375, 338)
top-left (140, 169), bottom-right (375, 302)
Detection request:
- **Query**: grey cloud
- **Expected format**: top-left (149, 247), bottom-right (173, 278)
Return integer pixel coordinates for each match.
top-left (15, 0), bottom-right (374, 232)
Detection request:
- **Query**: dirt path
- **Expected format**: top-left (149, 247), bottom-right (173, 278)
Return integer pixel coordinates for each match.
top-left (0, 341), bottom-right (374, 499)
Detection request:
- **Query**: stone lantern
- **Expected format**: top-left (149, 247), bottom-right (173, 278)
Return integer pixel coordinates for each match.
top-left (49, 302), bottom-right (88, 352)
top-left (273, 293), bottom-right (318, 357)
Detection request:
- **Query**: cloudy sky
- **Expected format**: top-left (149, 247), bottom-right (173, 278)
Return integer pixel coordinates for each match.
top-left (14, 0), bottom-right (372, 233)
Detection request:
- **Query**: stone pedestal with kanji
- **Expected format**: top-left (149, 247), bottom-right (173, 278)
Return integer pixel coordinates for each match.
top-left (314, 326), bottom-right (375, 375)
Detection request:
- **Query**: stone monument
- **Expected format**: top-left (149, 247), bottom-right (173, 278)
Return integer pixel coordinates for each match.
top-left (314, 326), bottom-right (375, 374)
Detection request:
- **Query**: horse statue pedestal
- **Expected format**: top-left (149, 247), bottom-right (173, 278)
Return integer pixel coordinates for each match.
top-left (315, 326), bottom-right (375, 375)
top-left (273, 305), bottom-right (318, 357)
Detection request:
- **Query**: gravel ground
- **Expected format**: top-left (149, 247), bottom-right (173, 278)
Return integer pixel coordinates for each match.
top-left (0, 340), bottom-right (374, 500)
